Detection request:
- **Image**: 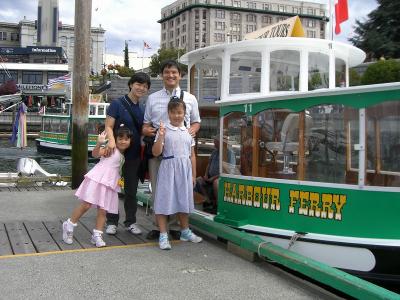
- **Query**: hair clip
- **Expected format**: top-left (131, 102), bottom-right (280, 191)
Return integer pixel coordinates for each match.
top-left (169, 96), bottom-right (181, 102)
top-left (120, 124), bottom-right (125, 127)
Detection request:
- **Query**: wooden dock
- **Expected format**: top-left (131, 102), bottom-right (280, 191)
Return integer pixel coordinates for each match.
top-left (0, 216), bottom-right (161, 256)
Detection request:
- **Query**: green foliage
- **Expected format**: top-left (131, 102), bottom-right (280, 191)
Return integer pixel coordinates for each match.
top-left (115, 65), bottom-right (135, 77)
top-left (149, 47), bottom-right (186, 77)
top-left (349, 1), bottom-right (400, 59)
top-left (361, 59), bottom-right (400, 85)
top-left (124, 43), bottom-right (129, 68)
top-left (349, 68), bottom-right (361, 86)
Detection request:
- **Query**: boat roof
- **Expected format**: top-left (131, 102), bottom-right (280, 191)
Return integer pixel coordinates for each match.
top-left (180, 37), bottom-right (365, 67)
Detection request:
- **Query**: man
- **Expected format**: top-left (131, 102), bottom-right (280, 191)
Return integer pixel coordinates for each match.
top-left (104, 72), bottom-right (151, 235)
top-left (194, 135), bottom-right (235, 212)
top-left (143, 60), bottom-right (201, 239)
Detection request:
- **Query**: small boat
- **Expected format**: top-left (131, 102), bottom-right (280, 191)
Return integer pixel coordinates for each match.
top-left (181, 37), bottom-right (400, 283)
top-left (35, 101), bottom-right (109, 155)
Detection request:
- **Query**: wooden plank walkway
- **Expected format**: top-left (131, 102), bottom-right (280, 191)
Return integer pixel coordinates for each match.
top-left (0, 213), bottom-right (163, 256)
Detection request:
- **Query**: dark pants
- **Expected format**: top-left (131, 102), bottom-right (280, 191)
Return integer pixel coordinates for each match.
top-left (106, 157), bottom-right (140, 227)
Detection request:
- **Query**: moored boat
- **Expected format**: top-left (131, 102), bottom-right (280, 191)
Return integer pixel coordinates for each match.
top-left (36, 101), bottom-right (109, 155)
top-left (181, 37), bottom-right (400, 283)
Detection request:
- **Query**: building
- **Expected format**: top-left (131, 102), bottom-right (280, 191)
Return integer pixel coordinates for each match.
top-left (159, 0), bottom-right (327, 51)
top-left (0, 0), bottom-right (105, 108)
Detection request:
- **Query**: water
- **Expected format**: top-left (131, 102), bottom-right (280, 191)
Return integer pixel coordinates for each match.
top-left (0, 138), bottom-right (95, 175)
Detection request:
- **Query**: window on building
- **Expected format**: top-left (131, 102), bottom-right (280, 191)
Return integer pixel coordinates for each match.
top-left (320, 10), bottom-right (325, 16)
top-left (195, 10), bottom-right (199, 19)
top-left (176, 28), bottom-right (180, 35)
top-left (307, 30), bottom-right (316, 38)
top-left (182, 24), bottom-right (187, 32)
top-left (215, 21), bottom-right (225, 30)
top-left (232, 0), bottom-right (241, 8)
top-left (231, 13), bottom-right (241, 21)
top-left (22, 71), bottom-right (43, 84)
top-left (263, 3), bottom-right (271, 10)
top-left (176, 38), bottom-right (180, 47)
top-left (195, 22), bottom-right (200, 30)
top-left (292, 7), bottom-right (299, 14)
top-left (182, 12), bottom-right (186, 21)
top-left (0, 32), bottom-right (7, 41)
top-left (202, 21), bottom-right (207, 31)
top-left (216, 10), bottom-right (225, 18)
top-left (278, 5), bottom-right (286, 12)
top-left (202, 32), bottom-right (206, 42)
top-left (247, 2), bottom-right (256, 9)
top-left (246, 24), bottom-right (256, 33)
top-left (169, 31), bottom-right (174, 38)
top-left (231, 23), bottom-right (241, 32)
top-left (307, 8), bottom-right (316, 15)
top-left (162, 33), bottom-right (166, 40)
top-left (162, 23), bottom-right (166, 30)
top-left (203, 10), bottom-right (207, 19)
top-left (182, 35), bottom-right (186, 44)
top-left (277, 16), bottom-right (286, 22)
top-left (214, 33), bottom-right (225, 42)
top-left (216, 0), bottom-right (225, 4)
top-left (195, 32), bottom-right (200, 42)
top-left (10, 33), bottom-right (19, 41)
top-left (195, 44), bottom-right (199, 49)
top-left (246, 14), bottom-right (256, 22)
top-left (0, 71), bottom-right (18, 84)
top-left (307, 20), bottom-right (316, 28)
top-left (262, 16), bottom-right (272, 24)
top-left (169, 20), bottom-right (174, 27)
top-left (177, 17), bottom-right (181, 25)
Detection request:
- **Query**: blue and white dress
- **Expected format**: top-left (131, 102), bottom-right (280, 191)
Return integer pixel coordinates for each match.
top-left (154, 123), bottom-right (195, 215)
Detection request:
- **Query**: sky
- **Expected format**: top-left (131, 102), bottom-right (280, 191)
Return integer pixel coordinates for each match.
top-left (0, 0), bottom-right (378, 61)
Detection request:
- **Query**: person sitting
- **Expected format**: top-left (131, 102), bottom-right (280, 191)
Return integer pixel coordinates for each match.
top-left (194, 135), bottom-right (235, 212)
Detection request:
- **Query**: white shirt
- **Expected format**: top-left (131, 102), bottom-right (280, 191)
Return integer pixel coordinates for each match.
top-left (144, 86), bottom-right (201, 129)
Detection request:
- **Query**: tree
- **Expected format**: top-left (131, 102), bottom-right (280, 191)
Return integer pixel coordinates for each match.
top-left (124, 42), bottom-right (129, 68)
top-left (149, 47), bottom-right (186, 77)
top-left (361, 59), bottom-right (400, 85)
top-left (349, 68), bottom-right (361, 86)
top-left (349, 1), bottom-right (400, 60)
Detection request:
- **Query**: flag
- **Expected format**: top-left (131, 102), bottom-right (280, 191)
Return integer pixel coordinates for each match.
top-left (144, 41), bottom-right (151, 49)
top-left (335, 0), bottom-right (349, 34)
top-left (47, 73), bottom-right (71, 89)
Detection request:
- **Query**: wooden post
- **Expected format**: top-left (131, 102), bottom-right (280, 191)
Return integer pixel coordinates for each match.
top-left (71, 0), bottom-right (92, 189)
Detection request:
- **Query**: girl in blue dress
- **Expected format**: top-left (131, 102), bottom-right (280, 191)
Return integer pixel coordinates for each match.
top-left (152, 98), bottom-right (203, 250)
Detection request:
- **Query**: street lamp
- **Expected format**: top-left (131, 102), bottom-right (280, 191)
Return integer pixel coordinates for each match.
top-left (124, 40), bottom-right (131, 68)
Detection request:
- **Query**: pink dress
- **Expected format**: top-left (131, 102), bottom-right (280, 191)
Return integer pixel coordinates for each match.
top-left (75, 149), bottom-right (123, 214)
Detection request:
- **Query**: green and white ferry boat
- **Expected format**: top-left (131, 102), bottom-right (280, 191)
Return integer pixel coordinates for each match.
top-left (181, 37), bottom-right (400, 283)
top-left (36, 101), bottom-right (109, 155)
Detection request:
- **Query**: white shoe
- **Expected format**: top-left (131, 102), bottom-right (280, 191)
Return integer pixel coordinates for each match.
top-left (159, 235), bottom-right (171, 250)
top-left (180, 229), bottom-right (203, 243)
top-left (106, 224), bottom-right (117, 235)
top-left (62, 219), bottom-right (75, 244)
top-left (127, 223), bottom-right (142, 235)
top-left (91, 230), bottom-right (106, 247)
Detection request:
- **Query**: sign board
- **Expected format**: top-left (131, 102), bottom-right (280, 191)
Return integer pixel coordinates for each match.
top-left (244, 16), bottom-right (305, 40)
top-left (0, 46), bottom-right (63, 56)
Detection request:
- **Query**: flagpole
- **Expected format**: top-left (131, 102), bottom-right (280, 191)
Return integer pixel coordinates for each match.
top-left (141, 44), bottom-right (144, 72)
top-left (328, 0), bottom-right (334, 41)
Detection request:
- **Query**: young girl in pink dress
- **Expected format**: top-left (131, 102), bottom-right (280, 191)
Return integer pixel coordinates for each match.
top-left (62, 126), bottom-right (132, 247)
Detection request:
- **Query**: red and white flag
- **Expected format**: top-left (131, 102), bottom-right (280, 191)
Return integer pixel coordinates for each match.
top-left (143, 41), bottom-right (151, 49)
top-left (335, 0), bottom-right (349, 34)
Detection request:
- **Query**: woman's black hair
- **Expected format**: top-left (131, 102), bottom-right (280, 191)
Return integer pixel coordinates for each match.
top-left (167, 98), bottom-right (186, 112)
top-left (115, 124), bottom-right (133, 139)
top-left (128, 72), bottom-right (151, 91)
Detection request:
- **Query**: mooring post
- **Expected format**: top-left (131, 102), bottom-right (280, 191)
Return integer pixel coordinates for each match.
top-left (71, 0), bottom-right (92, 189)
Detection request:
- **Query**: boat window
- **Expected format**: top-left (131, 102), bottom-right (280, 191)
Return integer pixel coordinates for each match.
top-left (365, 101), bottom-right (400, 187)
top-left (255, 109), bottom-right (301, 180)
top-left (221, 112), bottom-right (249, 176)
top-left (335, 58), bottom-right (346, 87)
top-left (43, 118), bottom-right (52, 132)
top-left (88, 120), bottom-right (101, 135)
top-left (59, 119), bottom-right (69, 133)
top-left (308, 52), bottom-right (329, 90)
top-left (305, 105), bottom-right (357, 184)
top-left (192, 59), bottom-right (222, 104)
top-left (270, 50), bottom-right (299, 92)
top-left (229, 52), bottom-right (261, 94)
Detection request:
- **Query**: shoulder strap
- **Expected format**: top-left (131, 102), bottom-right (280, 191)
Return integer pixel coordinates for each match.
top-left (179, 90), bottom-right (184, 101)
top-left (119, 96), bottom-right (141, 134)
